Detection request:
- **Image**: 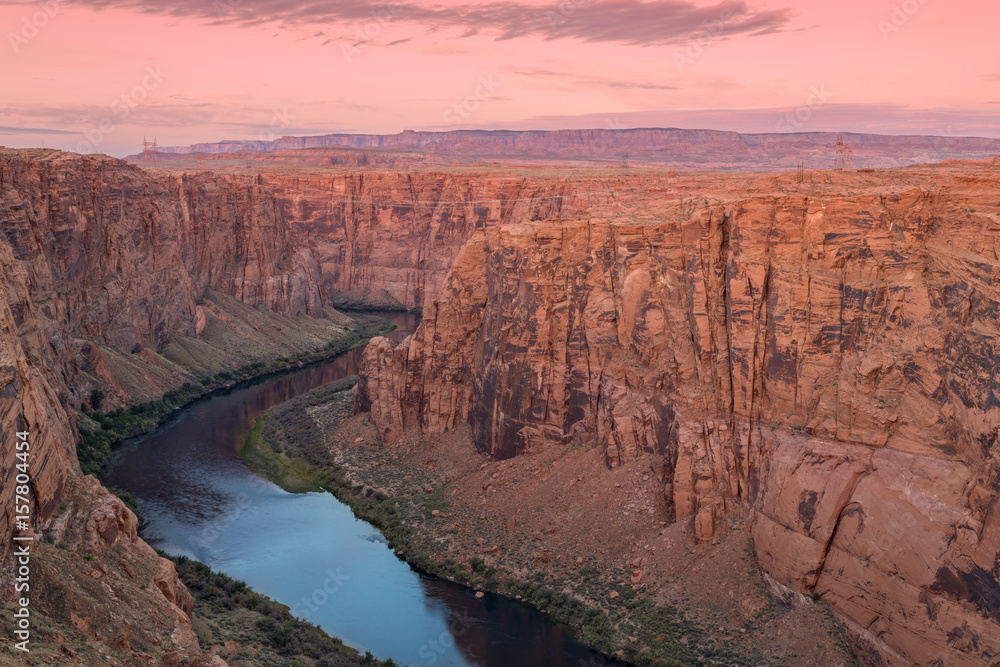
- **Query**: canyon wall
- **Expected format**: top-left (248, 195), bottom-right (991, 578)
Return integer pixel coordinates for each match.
top-left (357, 193), bottom-right (1000, 666)
top-left (0, 148), bottom-right (327, 563)
top-left (0, 238), bottom-right (77, 564)
top-left (258, 171), bottom-right (606, 309)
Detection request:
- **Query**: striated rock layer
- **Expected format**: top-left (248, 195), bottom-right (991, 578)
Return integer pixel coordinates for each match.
top-left (357, 185), bottom-right (1000, 666)
top-left (257, 170), bottom-right (604, 309)
top-left (0, 149), bottom-right (326, 351)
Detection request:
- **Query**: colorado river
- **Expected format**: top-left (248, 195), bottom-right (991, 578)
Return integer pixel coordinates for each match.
top-left (103, 313), bottom-right (615, 667)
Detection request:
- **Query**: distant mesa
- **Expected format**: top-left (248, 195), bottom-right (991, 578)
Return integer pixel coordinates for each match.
top-left (124, 127), bottom-right (1000, 171)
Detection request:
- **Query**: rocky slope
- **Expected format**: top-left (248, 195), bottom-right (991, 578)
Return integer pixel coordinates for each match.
top-left (356, 162), bottom-right (1000, 666)
top-left (0, 148), bottom-right (350, 663)
top-left (0, 148), bottom-right (339, 396)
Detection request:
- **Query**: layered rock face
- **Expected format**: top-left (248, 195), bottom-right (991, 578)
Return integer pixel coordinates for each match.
top-left (0, 150), bottom-right (327, 400)
top-left (0, 239), bottom-right (77, 564)
top-left (0, 148), bottom-right (326, 570)
top-left (0, 151), bottom-right (325, 349)
top-left (258, 171), bottom-right (600, 309)
top-left (357, 191), bottom-right (1000, 666)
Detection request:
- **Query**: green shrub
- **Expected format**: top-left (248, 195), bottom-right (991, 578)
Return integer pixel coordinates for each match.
top-left (89, 389), bottom-right (105, 412)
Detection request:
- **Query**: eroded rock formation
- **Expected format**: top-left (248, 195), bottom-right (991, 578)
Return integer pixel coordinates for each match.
top-left (357, 187), bottom-right (1000, 666)
top-left (0, 150), bottom-right (326, 353)
top-left (259, 171), bottom-right (598, 309)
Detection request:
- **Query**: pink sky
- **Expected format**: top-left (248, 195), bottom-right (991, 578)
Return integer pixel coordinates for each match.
top-left (1, 0), bottom-right (998, 156)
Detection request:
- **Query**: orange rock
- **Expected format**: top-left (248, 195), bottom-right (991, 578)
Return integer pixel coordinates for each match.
top-left (356, 172), bottom-right (1000, 666)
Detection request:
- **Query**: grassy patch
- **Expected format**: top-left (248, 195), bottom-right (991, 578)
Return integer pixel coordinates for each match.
top-left (238, 416), bottom-right (325, 493)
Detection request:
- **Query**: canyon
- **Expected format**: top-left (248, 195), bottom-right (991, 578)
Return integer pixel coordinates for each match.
top-left (0, 148), bottom-right (376, 665)
top-left (4, 141), bottom-right (1000, 666)
top-left (355, 157), bottom-right (1000, 666)
top-left (129, 151), bottom-right (617, 310)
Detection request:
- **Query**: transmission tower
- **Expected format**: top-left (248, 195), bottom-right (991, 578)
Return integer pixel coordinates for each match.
top-left (833, 136), bottom-right (853, 171)
top-left (139, 136), bottom-right (160, 162)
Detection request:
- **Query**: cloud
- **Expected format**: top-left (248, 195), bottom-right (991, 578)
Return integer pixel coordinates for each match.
top-left (1, 98), bottom-right (377, 134)
top-left (3, 102), bottom-right (223, 130)
top-left (509, 67), bottom-right (678, 91)
top-left (52, 0), bottom-right (795, 46)
top-left (605, 81), bottom-right (678, 90)
top-left (0, 125), bottom-right (79, 135)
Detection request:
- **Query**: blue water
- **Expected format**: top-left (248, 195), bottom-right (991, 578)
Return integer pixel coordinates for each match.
top-left (103, 313), bottom-right (617, 667)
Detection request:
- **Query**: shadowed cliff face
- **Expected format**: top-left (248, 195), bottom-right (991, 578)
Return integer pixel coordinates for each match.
top-left (0, 240), bottom-right (77, 563)
top-left (357, 190), bottom-right (1000, 666)
top-left (256, 171), bottom-right (608, 309)
top-left (0, 151), bottom-right (326, 354)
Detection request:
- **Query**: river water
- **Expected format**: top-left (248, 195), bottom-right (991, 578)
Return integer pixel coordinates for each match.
top-left (103, 313), bottom-right (614, 667)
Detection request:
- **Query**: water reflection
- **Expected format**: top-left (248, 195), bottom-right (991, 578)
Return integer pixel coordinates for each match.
top-left (104, 312), bottom-right (617, 667)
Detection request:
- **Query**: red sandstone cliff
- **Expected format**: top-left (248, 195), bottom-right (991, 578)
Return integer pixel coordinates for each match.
top-left (256, 171), bottom-right (606, 309)
top-left (0, 150), bottom-right (325, 348)
top-left (0, 149), bottom-right (341, 663)
top-left (357, 178), bottom-right (1000, 665)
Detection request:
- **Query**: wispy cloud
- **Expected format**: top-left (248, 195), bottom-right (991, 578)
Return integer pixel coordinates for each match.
top-left (508, 67), bottom-right (678, 90)
top-left (606, 81), bottom-right (678, 90)
top-left (0, 125), bottom-right (79, 135)
top-left (48, 0), bottom-right (795, 46)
